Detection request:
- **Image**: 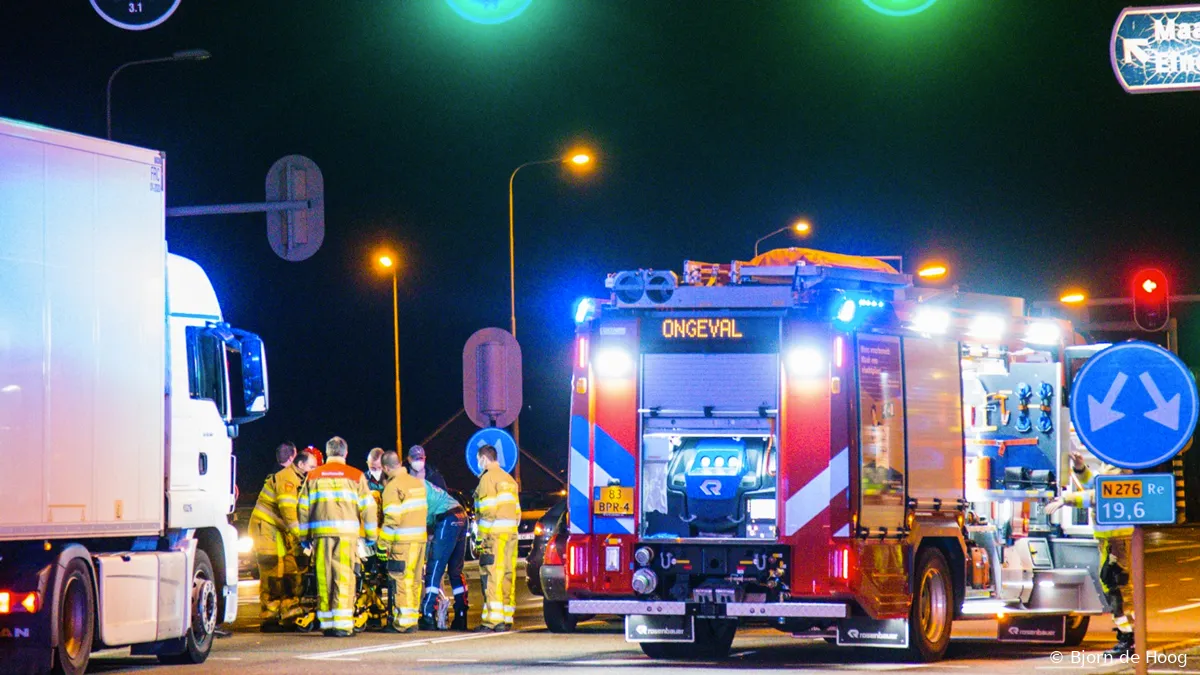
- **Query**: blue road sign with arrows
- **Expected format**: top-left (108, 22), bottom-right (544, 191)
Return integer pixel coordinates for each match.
top-left (1070, 341), bottom-right (1199, 470)
top-left (1111, 4), bottom-right (1200, 94)
top-left (465, 427), bottom-right (519, 477)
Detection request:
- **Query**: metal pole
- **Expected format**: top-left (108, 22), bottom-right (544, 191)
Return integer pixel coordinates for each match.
top-left (506, 158), bottom-right (561, 486)
top-left (166, 200), bottom-right (312, 218)
top-left (1132, 525), bottom-right (1147, 675)
top-left (106, 52), bottom-right (209, 140)
top-left (508, 166), bottom-right (521, 485)
top-left (392, 270), bottom-right (402, 453)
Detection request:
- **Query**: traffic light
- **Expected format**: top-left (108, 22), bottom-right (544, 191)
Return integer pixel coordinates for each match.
top-left (1132, 268), bottom-right (1170, 332)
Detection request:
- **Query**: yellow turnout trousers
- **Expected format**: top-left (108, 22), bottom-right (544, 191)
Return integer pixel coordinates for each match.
top-left (252, 520), bottom-right (302, 623)
top-left (314, 537), bottom-right (356, 632)
top-left (387, 541), bottom-right (427, 630)
top-left (480, 534), bottom-right (518, 628)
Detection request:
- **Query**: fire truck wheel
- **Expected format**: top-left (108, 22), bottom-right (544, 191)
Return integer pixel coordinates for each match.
top-left (639, 619), bottom-right (735, 660)
top-left (543, 600), bottom-right (577, 633)
top-left (907, 547), bottom-right (953, 662)
top-left (1063, 616), bottom-right (1090, 646)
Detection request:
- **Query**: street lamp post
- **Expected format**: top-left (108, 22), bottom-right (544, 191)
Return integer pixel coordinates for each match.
top-left (753, 219), bottom-right (811, 258)
top-left (379, 255), bottom-right (402, 452)
top-left (507, 151), bottom-right (592, 478)
top-left (106, 49), bottom-right (211, 140)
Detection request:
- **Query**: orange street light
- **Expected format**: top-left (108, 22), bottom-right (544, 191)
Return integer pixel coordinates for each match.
top-left (917, 264), bottom-right (949, 280)
top-left (378, 255), bottom-right (394, 268)
top-left (570, 153), bottom-right (591, 165)
top-left (1060, 291), bottom-right (1087, 305)
top-left (754, 219), bottom-right (812, 258)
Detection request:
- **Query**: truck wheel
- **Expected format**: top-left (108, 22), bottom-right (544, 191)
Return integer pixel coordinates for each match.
top-left (51, 558), bottom-right (95, 675)
top-left (158, 550), bottom-right (217, 665)
top-left (639, 619), bottom-right (735, 660)
top-left (907, 547), bottom-right (953, 662)
top-left (543, 599), bottom-right (577, 633)
top-left (1063, 616), bottom-right (1090, 646)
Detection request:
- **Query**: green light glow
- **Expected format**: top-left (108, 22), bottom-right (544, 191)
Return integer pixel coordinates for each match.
top-left (862, 0), bottom-right (938, 17)
top-left (446, 0), bottom-right (533, 25)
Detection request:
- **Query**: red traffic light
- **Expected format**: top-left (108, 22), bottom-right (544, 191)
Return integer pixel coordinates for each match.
top-left (1132, 268), bottom-right (1170, 332)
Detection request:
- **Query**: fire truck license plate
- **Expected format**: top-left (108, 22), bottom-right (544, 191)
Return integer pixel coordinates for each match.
top-left (1101, 480), bottom-right (1142, 498)
top-left (594, 486), bottom-right (634, 516)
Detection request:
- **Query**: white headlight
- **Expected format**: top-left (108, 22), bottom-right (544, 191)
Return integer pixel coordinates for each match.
top-left (910, 307), bottom-right (951, 335)
top-left (968, 314), bottom-right (1006, 342)
top-left (1024, 321), bottom-right (1061, 346)
top-left (594, 347), bottom-right (633, 378)
top-left (787, 346), bottom-right (825, 378)
top-left (238, 536), bottom-right (254, 554)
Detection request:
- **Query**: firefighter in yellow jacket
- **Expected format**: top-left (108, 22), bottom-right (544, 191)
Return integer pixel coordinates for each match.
top-left (298, 436), bottom-right (378, 637)
top-left (377, 451), bottom-right (428, 633)
top-left (1046, 451), bottom-right (1135, 657)
top-left (473, 444), bottom-right (521, 632)
top-left (250, 442), bottom-right (304, 631)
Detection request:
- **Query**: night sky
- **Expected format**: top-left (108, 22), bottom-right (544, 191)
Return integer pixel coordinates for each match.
top-left (3, 1), bottom-right (1198, 495)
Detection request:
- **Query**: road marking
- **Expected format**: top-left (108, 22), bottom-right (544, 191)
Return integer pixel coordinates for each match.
top-left (1160, 601), bottom-right (1200, 614)
top-left (210, 657), bottom-right (243, 660)
top-left (418, 658), bottom-right (480, 663)
top-left (299, 628), bottom-right (525, 660)
top-left (1148, 543), bottom-right (1200, 554)
top-left (1145, 583), bottom-right (1161, 588)
top-left (1182, 555), bottom-right (1200, 563)
top-left (1179, 577), bottom-right (1196, 582)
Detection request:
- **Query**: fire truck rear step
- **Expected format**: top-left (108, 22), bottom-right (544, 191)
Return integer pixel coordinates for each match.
top-left (569, 599), bottom-right (846, 619)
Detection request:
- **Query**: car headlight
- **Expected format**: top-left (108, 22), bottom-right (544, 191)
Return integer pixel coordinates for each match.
top-left (238, 536), bottom-right (254, 555)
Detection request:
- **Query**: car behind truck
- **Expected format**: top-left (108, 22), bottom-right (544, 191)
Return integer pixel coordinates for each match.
top-left (557, 249), bottom-right (1111, 661)
top-left (0, 118), bottom-right (268, 674)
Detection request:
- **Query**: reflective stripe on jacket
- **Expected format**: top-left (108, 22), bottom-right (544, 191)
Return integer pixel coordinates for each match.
top-left (474, 465), bottom-right (520, 536)
top-left (251, 465), bottom-right (304, 539)
top-left (298, 459), bottom-right (377, 541)
top-left (381, 469), bottom-right (428, 544)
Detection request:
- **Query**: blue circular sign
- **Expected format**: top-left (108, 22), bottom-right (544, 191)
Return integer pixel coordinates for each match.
top-left (1069, 341), bottom-right (1199, 470)
top-left (466, 427), bottom-right (519, 476)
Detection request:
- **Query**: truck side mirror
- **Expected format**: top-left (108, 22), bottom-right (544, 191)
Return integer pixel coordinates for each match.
top-left (228, 330), bottom-right (269, 426)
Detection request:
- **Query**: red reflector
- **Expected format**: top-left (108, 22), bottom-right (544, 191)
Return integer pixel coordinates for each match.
top-left (568, 541), bottom-right (588, 577)
top-left (544, 543), bottom-right (564, 566)
top-left (0, 592), bottom-right (9, 614)
top-left (21, 592), bottom-right (38, 613)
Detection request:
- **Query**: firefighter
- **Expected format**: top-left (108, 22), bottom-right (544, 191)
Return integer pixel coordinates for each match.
top-left (1046, 451), bottom-right (1135, 657)
top-left (378, 450), bottom-right (428, 633)
top-left (298, 436), bottom-right (377, 637)
top-left (250, 442), bottom-right (305, 632)
top-left (473, 444), bottom-right (521, 632)
top-left (419, 479), bottom-right (470, 631)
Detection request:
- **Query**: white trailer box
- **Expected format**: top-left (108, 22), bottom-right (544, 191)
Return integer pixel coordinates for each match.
top-left (0, 118), bottom-right (167, 541)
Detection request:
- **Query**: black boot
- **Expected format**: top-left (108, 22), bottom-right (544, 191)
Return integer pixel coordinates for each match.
top-left (1104, 629), bottom-right (1134, 658)
top-left (451, 609), bottom-right (468, 631)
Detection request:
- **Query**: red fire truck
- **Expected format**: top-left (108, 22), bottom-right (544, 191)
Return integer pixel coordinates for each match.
top-left (555, 249), bottom-right (1109, 661)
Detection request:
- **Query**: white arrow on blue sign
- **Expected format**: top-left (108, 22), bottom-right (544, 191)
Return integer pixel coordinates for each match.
top-left (465, 427), bottom-right (519, 477)
top-left (1111, 4), bottom-right (1200, 94)
top-left (1070, 341), bottom-right (1199, 470)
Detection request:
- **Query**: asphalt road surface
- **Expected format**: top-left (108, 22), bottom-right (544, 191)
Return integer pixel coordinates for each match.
top-left (89, 527), bottom-right (1200, 675)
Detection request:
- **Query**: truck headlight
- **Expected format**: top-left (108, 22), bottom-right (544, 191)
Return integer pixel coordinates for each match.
top-left (238, 536), bottom-right (254, 555)
top-left (632, 568), bottom-right (658, 595)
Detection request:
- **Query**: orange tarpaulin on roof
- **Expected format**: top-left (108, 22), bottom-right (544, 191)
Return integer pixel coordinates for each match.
top-left (746, 248), bottom-right (899, 274)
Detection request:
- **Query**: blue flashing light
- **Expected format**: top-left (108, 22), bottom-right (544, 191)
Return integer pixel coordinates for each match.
top-left (835, 298), bottom-right (857, 324)
top-left (574, 297), bottom-right (596, 324)
top-left (445, 0), bottom-right (533, 25)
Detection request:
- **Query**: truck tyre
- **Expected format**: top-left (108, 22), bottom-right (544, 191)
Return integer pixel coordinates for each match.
top-left (639, 619), bottom-right (735, 660)
top-left (51, 558), bottom-right (95, 675)
top-left (543, 599), bottom-right (577, 633)
top-left (158, 550), bottom-right (217, 665)
top-left (907, 547), bottom-right (953, 662)
top-left (1063, 616), bottom-right (1090, 646)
